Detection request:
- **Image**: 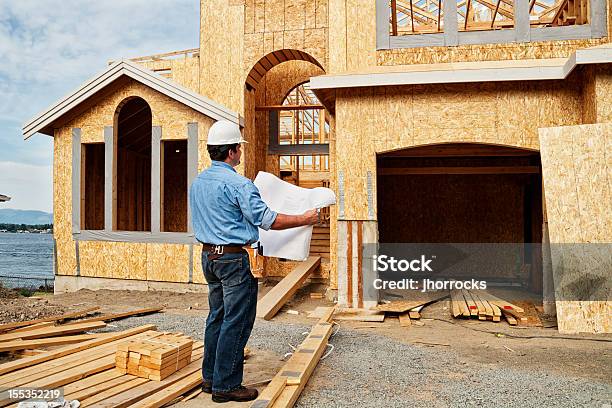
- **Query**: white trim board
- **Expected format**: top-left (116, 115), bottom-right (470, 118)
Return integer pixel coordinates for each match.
top-left (310, 45), bottom-right (612, 90)
top-left (23, 59), bottom-right (243, 139)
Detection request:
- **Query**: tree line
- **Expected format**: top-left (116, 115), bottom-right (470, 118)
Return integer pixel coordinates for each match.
top-left (0, 223), bottom-right (53, 232)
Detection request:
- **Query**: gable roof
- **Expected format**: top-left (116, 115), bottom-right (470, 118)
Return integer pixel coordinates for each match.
top-left (23, 59), bottom-right (243, 139)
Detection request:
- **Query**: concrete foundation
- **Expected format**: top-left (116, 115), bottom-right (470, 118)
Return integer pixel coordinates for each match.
top-left (54, 275), bottom-right (209, 294)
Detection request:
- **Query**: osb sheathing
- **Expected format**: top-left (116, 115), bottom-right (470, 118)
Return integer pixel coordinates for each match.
top-left (334, 78), bottom-right (585, 220)
top-left (594, 64), bottom-right (612, 123)
top-left (54, 79), bottom-right (215, 282)
top-left (199, 0), bottom-right (244, 113)
top-left (539, 123), bottom-right (611, 334)
top-left (139, 57), bottom-right (200, 94)
top-left (243, 60), bottom-right (331, 280)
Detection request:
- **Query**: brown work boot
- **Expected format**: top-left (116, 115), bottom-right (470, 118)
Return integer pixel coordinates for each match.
top-left (212, 385), bottom-right (258, 403)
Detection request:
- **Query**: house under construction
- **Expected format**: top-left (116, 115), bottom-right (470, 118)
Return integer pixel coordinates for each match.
top-left (23, 0), bottom-right (611, 334)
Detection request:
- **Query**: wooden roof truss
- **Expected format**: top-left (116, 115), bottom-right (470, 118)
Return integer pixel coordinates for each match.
top-left (390, 0), bottom-right (590, 34)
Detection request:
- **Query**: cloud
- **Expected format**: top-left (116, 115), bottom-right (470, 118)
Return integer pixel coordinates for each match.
top-left (0, 0), bottom-right (200, 210)
top-left (0, 161), bottom-right (52, 212)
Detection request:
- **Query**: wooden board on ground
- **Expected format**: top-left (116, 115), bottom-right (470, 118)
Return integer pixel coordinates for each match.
top-left (0, 307), bottom-right (100, 333)
top-left (375, 291), bottom-right (448, 313)
top-left (75, 307), bottom-right (163, 324)
top-left (0, 321), bottom-right (106, 342)
top-left (333, 308), bottom-right (385, 322)
top-left (0, 334), bottom-right (99, 352)
top-left (257, 256), bottom-right (321, 320)
top-left (398, 312), bottom-right (412, 327)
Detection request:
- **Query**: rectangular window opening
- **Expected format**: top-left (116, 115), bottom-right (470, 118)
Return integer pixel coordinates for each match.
top-left (81, 143), bottom-right (105, 230)
top-left (161, 140), bottom-right (188, 232)
top-left (390, 0), bottom-right (446, 35)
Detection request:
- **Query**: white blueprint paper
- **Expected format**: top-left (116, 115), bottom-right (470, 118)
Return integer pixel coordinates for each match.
top-left (254, 171), bottom-right (336, 261)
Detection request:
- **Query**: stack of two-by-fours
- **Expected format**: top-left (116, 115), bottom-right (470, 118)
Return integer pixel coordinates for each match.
top-left (116, 332), bottom-right (193, 381)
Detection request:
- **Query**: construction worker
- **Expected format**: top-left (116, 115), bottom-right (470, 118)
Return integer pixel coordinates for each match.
top-left (189, 120), bottom-right (319, 403)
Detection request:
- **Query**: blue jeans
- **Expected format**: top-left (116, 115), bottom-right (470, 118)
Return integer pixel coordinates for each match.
top-left (201, 250), bottom-right (258, 393)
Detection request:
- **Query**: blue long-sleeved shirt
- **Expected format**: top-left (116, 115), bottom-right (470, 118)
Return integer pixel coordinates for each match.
top-left (189, 161), bottom-right (277, 245)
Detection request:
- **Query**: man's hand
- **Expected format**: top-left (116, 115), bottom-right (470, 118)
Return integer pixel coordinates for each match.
top-left (302, 209), bottom-right (319, 225)
top-left (271, 208), bottom-right (321, 230)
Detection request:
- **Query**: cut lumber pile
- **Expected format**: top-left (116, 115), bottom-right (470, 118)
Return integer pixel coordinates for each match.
top-left (450, 289), bottom-right (527, 325)
top-left (0, 307), bottom-right (164, 358)
top-left (0, 326), bottom-right (206, 407)
top-left (251, 306), bottom-right (335, 408)
top-left (257, 256), bottom-right (321, 320)
top-left (116, 333), bottom-right (193, 381)
top-left (375, 291), bottom-right (448, 313)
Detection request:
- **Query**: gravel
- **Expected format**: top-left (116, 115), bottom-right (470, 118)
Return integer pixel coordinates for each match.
top-left (108, 313), bottom-right (612, 408)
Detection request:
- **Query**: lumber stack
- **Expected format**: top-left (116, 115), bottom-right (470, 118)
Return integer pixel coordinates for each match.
top-left (450, 289), bottom-right (526, 325)
top-left (0, 326), bottom-right (206, 408)
top-left (116, 333), bottom-right (193, 381)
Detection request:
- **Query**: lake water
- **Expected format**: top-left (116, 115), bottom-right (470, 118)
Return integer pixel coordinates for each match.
top-left (0, 232), bottom-right (54, 288)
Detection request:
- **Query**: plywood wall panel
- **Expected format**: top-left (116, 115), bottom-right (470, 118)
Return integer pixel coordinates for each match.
top-left (54, 127), bottom-right (77, 276)
top-left (147, 244), bottom-right (190, 282)
top-left (377, 39), bottom-right (608, 66)
top-left (265, 0), bottom-right (285, 32)
top-left (539, 123), bottom-right (612, 333)
top-left (315, 0), bottom-right (328, 28)
top-left (79, 241), bottom-right (148, 280)
top-left (285, 0), bottom-right (307, 30)
top-left (328, 0), bottom-right (347, 74)
top-left (595, 65), bottom-right (612, 123)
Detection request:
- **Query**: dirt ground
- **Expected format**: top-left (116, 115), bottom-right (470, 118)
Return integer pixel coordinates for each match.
top-left (3, 284), bottom-right (611, 406)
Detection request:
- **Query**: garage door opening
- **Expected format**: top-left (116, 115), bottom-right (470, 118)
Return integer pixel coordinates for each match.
top-left (377, 143), bottom-right (543, 292)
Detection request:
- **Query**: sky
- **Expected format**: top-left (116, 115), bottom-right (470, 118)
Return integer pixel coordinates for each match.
top-left (0, 0), bottom-right (199, 213)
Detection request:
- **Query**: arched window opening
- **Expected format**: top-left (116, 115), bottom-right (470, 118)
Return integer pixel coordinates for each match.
top-left (115, 97), bottom-right (152, 231)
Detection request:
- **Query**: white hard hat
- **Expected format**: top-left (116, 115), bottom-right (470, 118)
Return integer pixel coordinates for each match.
top-left (207, 120), bottom-right (247, 145)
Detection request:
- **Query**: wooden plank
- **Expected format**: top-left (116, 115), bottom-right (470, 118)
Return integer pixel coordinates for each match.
top-left (399, 312), bottom-right (412, 327)
top-left (0, 307), bottom-right (100, 332)
top-left (378, 166), bottom-right (540, 175)
top-left (490, 303), bottom-right (502, 322)
top-left (504, 313), bottom-right (518, 325)
top-left (0, 334), bottom-right (98, 352)
top-left (74, 307), bottom-right (163, 324)
top-left (79, 377), bottom-right (149, 407)
top-left (468, 291), bottom-right (487, 320)
top-left (91, 352), bottom-right (204, 408)
top-left (0, 320), bottom-right (106, 342)
top-left (9, 322), bottom-right (55, 333)
top-left (65, 374), bottom-right (137, 402)
top-left (0, 325), bottom-right (156, 376)
top-left (257, 256), bottom-right (321, 320)
top-left (129, 370), bottom-right (202, 408)
top-left (250, 376), bottom-right (286, 408)
top-left (62, 369), bottom-right (124, 395)
top-left (375, 291), bottom-right (448, 313)
top-left (0, 355), bottom-right (117, 406)
top-left (461, 290), bottom-right (479, 317)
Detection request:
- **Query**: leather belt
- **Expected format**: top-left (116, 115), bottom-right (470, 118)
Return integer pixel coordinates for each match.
top-left (201, 243), bottom-right (247, 255)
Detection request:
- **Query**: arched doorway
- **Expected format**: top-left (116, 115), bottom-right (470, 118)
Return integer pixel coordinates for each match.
top-left (114, 97), bottom-right (152, 231)
top-left (377, 143), bottom-right (543, 292)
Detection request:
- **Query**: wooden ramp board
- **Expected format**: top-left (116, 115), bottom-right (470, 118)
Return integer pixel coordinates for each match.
top-left (251, 307), bottom-right (334, 408)
top-left (257, 256), bottom-right (321, 320)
